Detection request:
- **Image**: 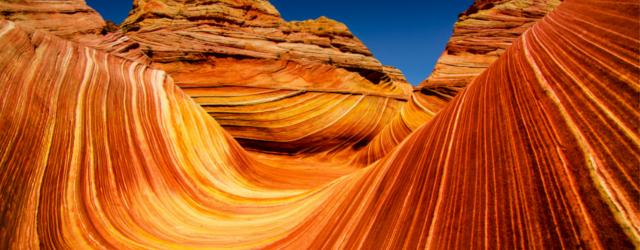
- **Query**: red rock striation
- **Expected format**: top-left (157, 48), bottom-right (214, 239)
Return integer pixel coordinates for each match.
top-left (95, 0), bottom-right (413, 156)
top-left (119, 0), bottom-right (407, 88)
top-left (347, 0), bottom-right (566, 163)
top-left (0, 0), bottom-right (638, 248)
top-left (420, 0), bottom-right (561, 89)
top-left (0, 0), bottom-right (106, 41)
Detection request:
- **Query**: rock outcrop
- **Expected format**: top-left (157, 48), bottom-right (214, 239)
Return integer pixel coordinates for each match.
top-left (95, 0), bottom-right (413, 156)
top-left (351, 0), bottom-right (566, 161)
top-left (1, 0), bottom-right (638, 248)
top-left (419, 0), bottom-right (561, 89)
top-left (119, 0), bottom-right (409, 92)
top-left (0, 0), bottom-right (105, 41)
top-left (349, 0), bottom-right (565, 165)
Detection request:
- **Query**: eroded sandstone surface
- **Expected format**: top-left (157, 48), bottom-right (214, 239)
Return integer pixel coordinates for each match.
top-left (97, 0), bottom-right (414, 156)
top-left (0, 0), bottom-right (638, 248)
top-left (0, 0), bottom-right (105, 41)
top-left (420, 0), bottom-right (562, 89)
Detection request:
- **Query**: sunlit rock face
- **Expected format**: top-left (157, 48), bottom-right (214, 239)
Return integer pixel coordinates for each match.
top-left (95, 0), bottom-right (412, 156)
top-left (420, 0), bottom-right (561, 89)
top-left (0, 0), bottom-right (105, 41)
top-left (0, 0), bottom-right (639, 249)
top-left (352, 0), bottom-right (564, 164)
top-left (120, 0), bottom-right (408, 88)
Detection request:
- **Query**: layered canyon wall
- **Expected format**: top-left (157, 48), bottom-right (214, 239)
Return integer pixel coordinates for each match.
top-left (0, 0), bottom-right (638, 248)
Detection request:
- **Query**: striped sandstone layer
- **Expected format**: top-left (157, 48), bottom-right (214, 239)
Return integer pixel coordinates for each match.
top-left (419, 0), bottom-right (561, 88)
top-left (350, 0), bottom-right (565, 163)
top-left (120, 0), bottom-right (410, 89)
top-left (0, 0), bottom-right (106, 41)
top-left (0, 0), bottom-right (411, 158)
top-left (105, 0), bottom-right (413, 156)
top-left (0, 0), bottom-right (638, 249)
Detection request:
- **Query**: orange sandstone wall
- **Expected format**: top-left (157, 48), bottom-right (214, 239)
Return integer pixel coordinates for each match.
top-left (0, 0), bottom-right (637, 248)
top-left (420, 0), bottom-right (562, 89)
top-left (0, 0), bottom-right (106, 41)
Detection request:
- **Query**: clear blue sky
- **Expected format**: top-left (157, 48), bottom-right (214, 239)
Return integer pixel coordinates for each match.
top-left (86, 0), bottom-right (474, 85)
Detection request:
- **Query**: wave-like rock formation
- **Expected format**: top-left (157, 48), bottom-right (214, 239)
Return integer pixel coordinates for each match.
top-left (410, 0), bottom-right (562, 135)
top-left (89, 0), bottom-right (413, 156)
top-left (0, 0), bottom-right (638, 249)
top-left (352, 0), bottom-right (565, 163)
top-left (0, 0), bottom-right (105, 41)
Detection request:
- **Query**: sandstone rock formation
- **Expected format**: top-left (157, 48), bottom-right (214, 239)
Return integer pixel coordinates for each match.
top-left (0, 0), bottom-right (411, 159)
top-left (94, 0), bottom-right (414, 156)
top-left (0, 0), bottom-right (638, 248)
top-left (0, 0), bottom-right (105, 41)
top-left (420, 0), bottom-right (561, 89)
top-left (120, 0), bottom-right (406, 88)
top-left (347, 0), bottom-right (566, 163)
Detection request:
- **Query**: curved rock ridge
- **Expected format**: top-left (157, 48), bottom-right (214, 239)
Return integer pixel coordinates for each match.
top-left (1, 0), bottom-right (638, 248)
top-left (0, 0), bottom-right (106, 41)
top-left (94, 0), bottom-right (413, 155)
top-left (147, 57), bottom-right (410, 156)
top-left (420, 0), bottom-right (561, 89)
top-left (351, 0), bottom-right (565, 161)
top-left (349, 87), bottom-right (458, 165)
